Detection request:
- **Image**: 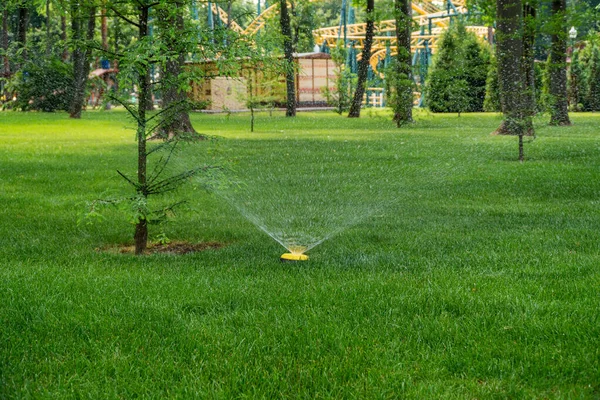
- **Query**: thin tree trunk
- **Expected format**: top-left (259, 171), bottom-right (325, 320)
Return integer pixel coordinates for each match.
top-left (70, 6), bottom-right (96, 118)
top-left (135, 4), bottom-right (151, 255)
top-left (522, 3), bottom-right (535, 135)
top-left (17, 7), bottom-right (29, 63)
top-left (568, 49), bottom-right (581, 111)
top-left (46, 0), bottom-right (51, 56)
top-left (348, 0), bottom-right (374, 118)
top-left (100, 7), bottom-right (111, 109)
top-left (393, 0), bottom-right (412, 126)
top-left (548, 0), bottom-right (571, 125)
top-left (493, 0), bottom-right (524, 136)
top-left (144, 71), bottom-right (154, 111)
top-left (280, 0), bottom-right (296, 117)
top-left (61, 14), bottom-right (69, 61)
top-left (101, 8), bottom-right (108, 51)
top-left (1, 8), bottom-right (9, 77)
top-left (157, 1), bottom-right (198, 139)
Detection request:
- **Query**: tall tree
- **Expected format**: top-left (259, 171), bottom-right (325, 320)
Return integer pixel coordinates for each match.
top-left (494, 0), bottom-right (527, 160)
top-left (45, 0), bottom-right (51, 56)
top-left (391, 0), bottom-right (412, 126)
top-left (425, 22), bottom-right (490, 113)
top-left (280, 0), bottom-right (296, 117)
top-left (156, 0), bottom-right (198, 139)
top-left (101, 5), bottom-right (108, 51)
top-left (61, 11), bottom-right (68, 61)
top-left (69, 3), bottom-right (96, 119)
top-left (348, 0), bottom-right (374, 118)
top-left (586, 44), bottom-right (600, 111)
top-left (133, 2), bottom-right (151, 254)
top-left (568, 47), bottom-right (583, 111)
top-left (1, 6), bottom-right (9, 77)
top-left (522, 3), bottom-right (536, 133)
top-left (17, 4), bottom-right (30, 63)
top-left (104, 0), bottom-right (227, 254)
top-left (548, 0), bottom-right (571, 125)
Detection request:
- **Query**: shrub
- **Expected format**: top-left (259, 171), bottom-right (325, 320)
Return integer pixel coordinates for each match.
top-left (8, 58), bottom-right (74, 112)
top-left (585, 43), bottom-right (600, 111)
top-left (424, 22), bottom-right (491, 113)
top-left (483, 53), bottom-right (500, 112)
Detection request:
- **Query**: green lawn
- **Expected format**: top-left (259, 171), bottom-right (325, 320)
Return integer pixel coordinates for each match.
top-left (1, 109), bottom-right (599, 398)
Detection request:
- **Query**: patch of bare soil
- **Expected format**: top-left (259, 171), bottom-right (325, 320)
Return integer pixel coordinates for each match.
top-left (102, 241), bottom-right (226, 255)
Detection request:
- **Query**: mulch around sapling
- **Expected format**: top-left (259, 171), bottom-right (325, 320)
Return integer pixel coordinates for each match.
top-left (102, 241), bottom-right (226, 255)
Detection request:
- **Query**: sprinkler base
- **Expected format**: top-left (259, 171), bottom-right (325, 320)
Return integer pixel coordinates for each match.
top-left (280, 253), bottom-right (309, 262)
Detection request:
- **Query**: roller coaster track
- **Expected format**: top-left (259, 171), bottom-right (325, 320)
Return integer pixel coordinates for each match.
top-left (243, 3), bottom-right (280, 35)
top-left (309, 1), bottom-right (487, 75)
top-left (312, 5), bottom-right (469, 47)
top-left (209, 0), bottom-right (469, 38)
top-left (366, 26), bottom-right (490, 71)
top-left (210, 3), bottom-right (244, 34)
top-left (209, 1), bottom-right (293, 36)
top-left (207, 0), bottom-right (486, 74)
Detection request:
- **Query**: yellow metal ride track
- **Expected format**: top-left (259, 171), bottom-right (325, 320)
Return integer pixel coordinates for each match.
top-left (208, 0), bottom-right (490, 74)
top-left (312, 0), bottom-right (490, 73)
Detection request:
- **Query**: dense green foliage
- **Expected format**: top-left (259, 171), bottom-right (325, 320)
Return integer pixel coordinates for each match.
top-left (322, 44), bottom-right (357, 114)
top-left (566, 39), bottom-right (600, 112)
top-left (7, 58), bottom-right (73, 111)
top-left (584, 42), bottom-right (600, 110)
top-left (1, 110), bottom-right (600, 397)
top-left (483, 53), bottom-right (500, 112)
top-left (424, 23), bottom-right (491, 113)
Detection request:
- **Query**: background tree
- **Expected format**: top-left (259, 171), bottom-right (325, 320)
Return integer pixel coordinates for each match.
top-left (17, 1), bottom-right (30, 63)
top-left (348, 0), bottom-right (374, 118)
top-left (322, 43), bottom-right (357, 114)
top-left (425, 22), bottom-right (490, 113)
top-left (391, 0), bottom-right (412, 126)
top-left (568, 47), bottom-right (584, 111)
top-left (1, 4), bottom-right (10, 79)
top-left (484, 53), bottom-right (501, 112)
top-left (69, 1), bottom-right (96, 119)
top-left (494, 0), bottom-right (527, 161)
top-left (585, 43), bottom-right (600, 111)
top-left (7, 57), bottom-right (73, 111)
top-left (547, 0), bottom-right (571, 125)
top-left (155, 0), bottom-right (198, 139)
top-left (494, 0), bottom-right (525, 132)
top-left (521, 3), bottom-right (536, 133)
top-left (280, 0), bottom-right (296, 117)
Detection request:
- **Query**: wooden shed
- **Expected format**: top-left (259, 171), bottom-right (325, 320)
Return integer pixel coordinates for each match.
top-left (188, 52), bottom-right (337, 111)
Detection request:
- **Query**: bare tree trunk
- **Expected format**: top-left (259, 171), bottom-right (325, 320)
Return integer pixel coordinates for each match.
top-left (46, 0), bottom-right (51, 56)
top-left (100, 7), bottom-right (111, 109)
top-left (280, 0), bottom-right (296, 117)
top-left (135, 4), bottom-right (151, 255)
top-left (101, 8), bottom-right (108, 51)
top-left (144, 71), bottom-right (154, 111)
top-left (70, 6), bottom-right (96, 119)
top-left (348, 0), bottom-right (374, 118)
top-left (157, 1), bottom-right (198, 139)
top-left (1, 8), bottom-right (9, 77)
top-left (548, 0), bottom-right (571, 126)
top-left (493, 0), bottom-right (525, 137)
top-left (61, 14), bottom-right (69, 61)
top-left (392, 0), bottom-right (412, 126)
top-left (522, 3), bottom-right (536, 135)
top-left (17, 6), bottom-right (29, 63)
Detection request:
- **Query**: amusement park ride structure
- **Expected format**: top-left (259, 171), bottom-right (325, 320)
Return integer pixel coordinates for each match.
top-left (199, 0), bottom-right (491, 107)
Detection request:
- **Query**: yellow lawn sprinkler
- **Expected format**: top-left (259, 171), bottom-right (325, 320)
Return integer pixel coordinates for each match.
top-left (280, 245), bottom-right (309, 262)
